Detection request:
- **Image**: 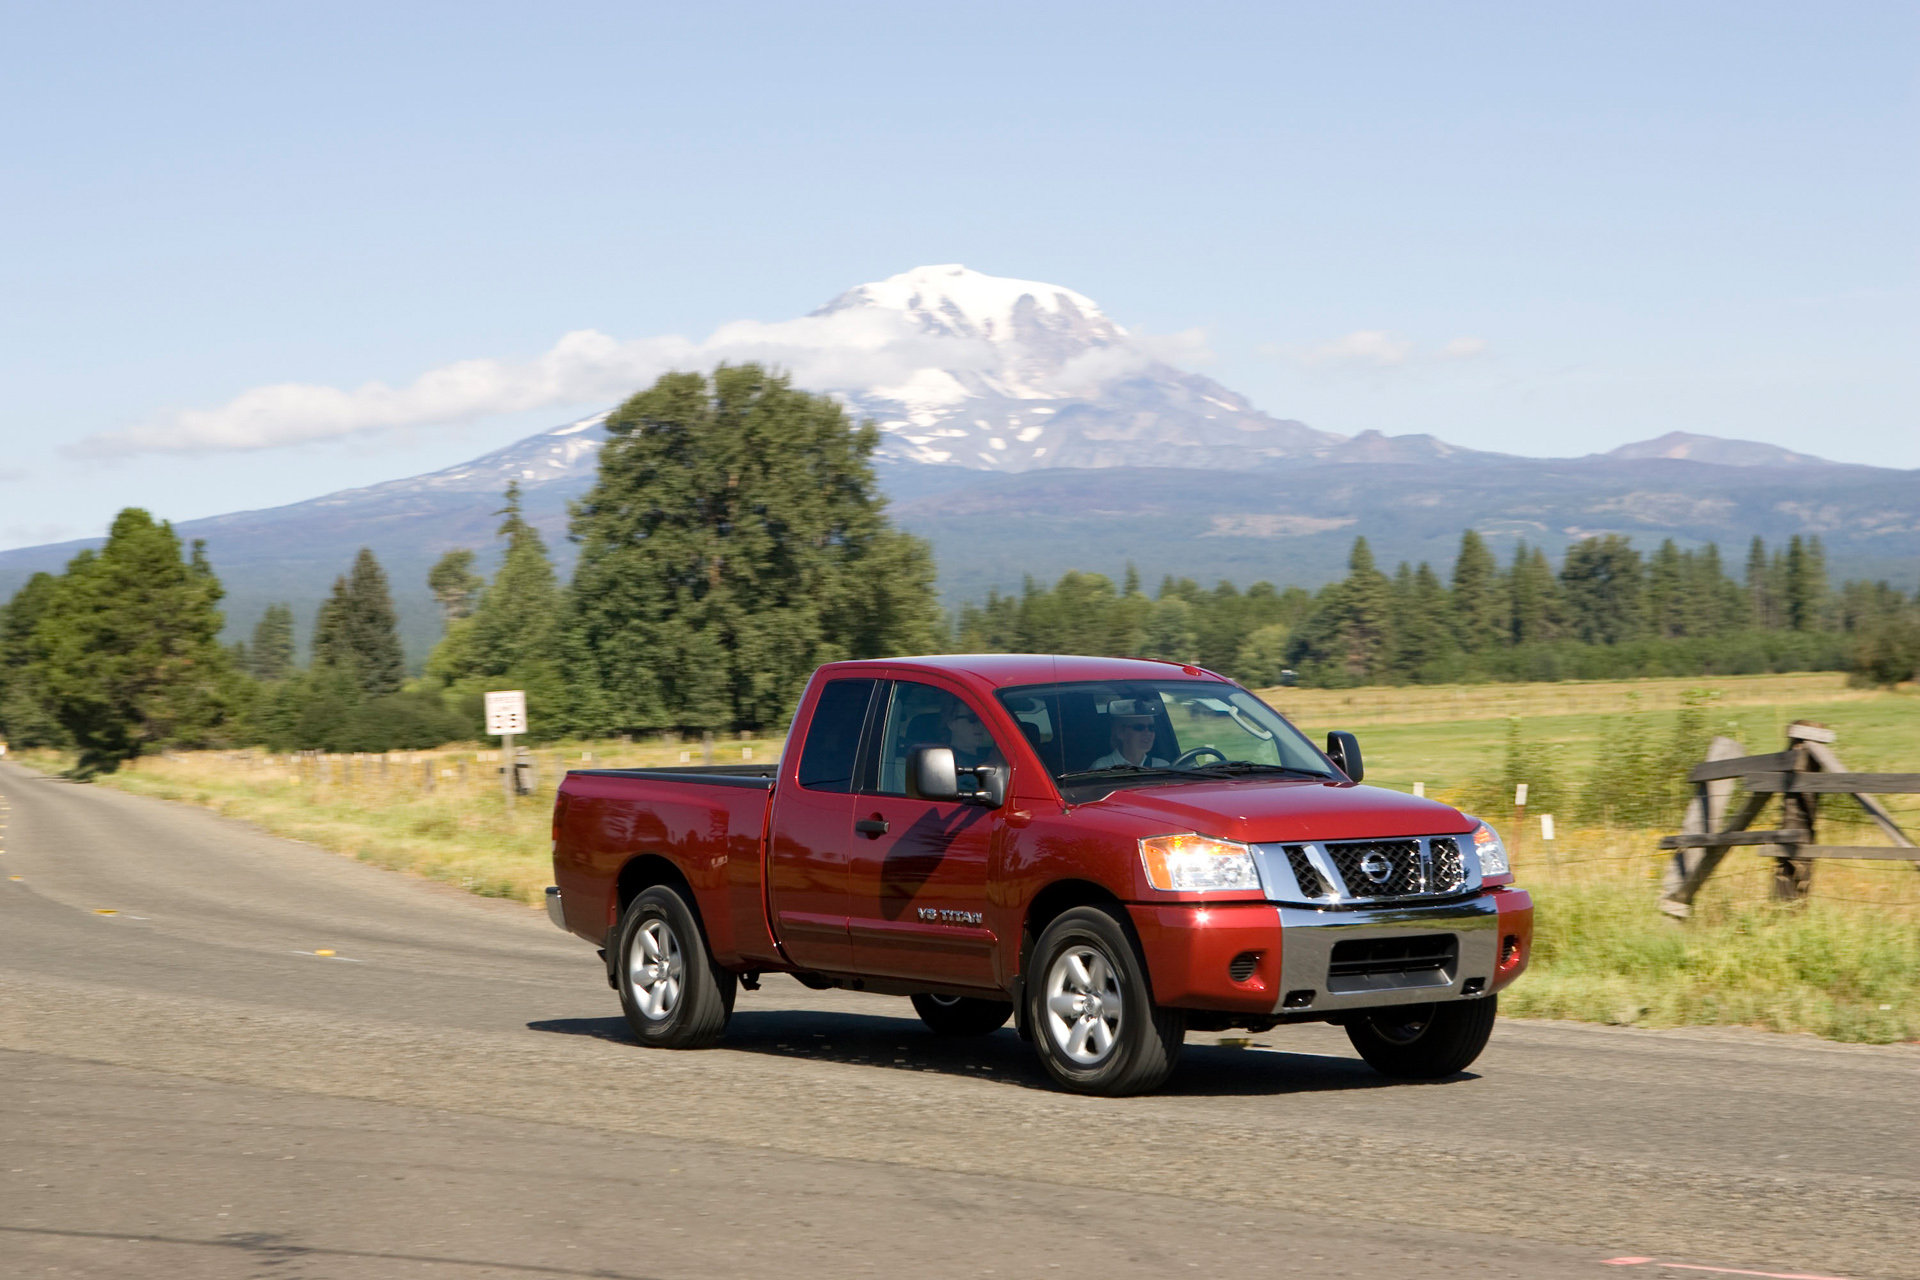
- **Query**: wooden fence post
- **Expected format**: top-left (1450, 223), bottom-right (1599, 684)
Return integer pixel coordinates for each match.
top-left (1660, 735), bottom-right (1745, 918)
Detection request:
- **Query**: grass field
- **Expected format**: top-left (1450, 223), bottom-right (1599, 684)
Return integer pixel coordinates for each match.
top-left (21, 672), bottom-right (1920, 1043)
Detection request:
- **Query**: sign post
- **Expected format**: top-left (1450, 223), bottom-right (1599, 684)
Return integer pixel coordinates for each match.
top-left (484, 690), bottom-right (528, 811)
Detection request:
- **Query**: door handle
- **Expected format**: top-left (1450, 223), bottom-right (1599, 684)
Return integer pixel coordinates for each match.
top-left (855, 817), bottom-right (889, 838)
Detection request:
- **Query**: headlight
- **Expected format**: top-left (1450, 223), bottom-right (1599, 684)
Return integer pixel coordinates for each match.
top-left (1139, 834), bottom-right (1261, 892)
top-left (1471, 822), bottom-right (1510, 876)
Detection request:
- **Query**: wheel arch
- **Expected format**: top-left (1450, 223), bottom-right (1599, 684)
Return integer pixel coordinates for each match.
top-left (1021, 878), bottom-right (1127, 977)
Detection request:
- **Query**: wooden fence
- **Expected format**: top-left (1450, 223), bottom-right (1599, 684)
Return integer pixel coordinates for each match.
top-left (1658, 722), bottom-right (1920, 917)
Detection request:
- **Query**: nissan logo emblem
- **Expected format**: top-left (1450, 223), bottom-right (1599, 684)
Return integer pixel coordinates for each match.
top-left (1359, 851), bottom-right (1394, 884)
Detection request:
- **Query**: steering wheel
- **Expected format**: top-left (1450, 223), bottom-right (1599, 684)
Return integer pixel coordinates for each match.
top-left (1171, 745), bottom-right (1228, 769)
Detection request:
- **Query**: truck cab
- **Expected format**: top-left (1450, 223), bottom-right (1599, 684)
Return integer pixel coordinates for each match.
top-left (549, 655), bottom-right (1532, 1096)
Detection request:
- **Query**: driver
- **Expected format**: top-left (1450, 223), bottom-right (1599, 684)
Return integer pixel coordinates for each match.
top-left (944, 700), bottom-right (1004, 771)
top-left (1089, 703), bottom-right (1169, 770)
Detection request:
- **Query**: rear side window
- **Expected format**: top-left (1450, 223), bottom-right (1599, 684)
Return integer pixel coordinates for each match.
top-left (796, 679), bottom-right (876, 792)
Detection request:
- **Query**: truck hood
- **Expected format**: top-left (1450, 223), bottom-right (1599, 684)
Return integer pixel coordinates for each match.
top-left (1081, 778), bottom-right (1473, 844)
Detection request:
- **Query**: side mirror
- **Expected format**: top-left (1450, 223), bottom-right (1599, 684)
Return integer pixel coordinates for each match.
top-left (1326, 730), bottom-right (1364, 783)
top-left (907, 746), bottom-right (960, 801)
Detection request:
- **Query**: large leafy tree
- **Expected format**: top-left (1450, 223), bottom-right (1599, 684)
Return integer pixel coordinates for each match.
top-left (31, 510), bottom-right (235, 774)
top-left (564, 364), bottom-right (940, 733)
top-left (427, 549), bottom-right (485, 622)
top-left (313, 548), bottom-right (405, 697)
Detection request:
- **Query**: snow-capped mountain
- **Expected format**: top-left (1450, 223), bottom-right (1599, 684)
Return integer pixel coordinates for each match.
top-left (813, 265), bottom-right (1343, 470)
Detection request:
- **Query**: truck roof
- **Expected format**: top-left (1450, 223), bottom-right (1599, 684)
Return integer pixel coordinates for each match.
top-left (815, 653), bottom-right (1233, 687)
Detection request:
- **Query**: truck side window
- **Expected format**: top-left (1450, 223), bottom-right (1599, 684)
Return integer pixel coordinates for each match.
top-left (873, 682), bottom-right (1004, 796)
top-left (796, 679), bottom-right (877, 793)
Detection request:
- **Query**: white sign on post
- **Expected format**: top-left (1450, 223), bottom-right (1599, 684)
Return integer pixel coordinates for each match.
top-left (485, 690), bottom-right (527, 737)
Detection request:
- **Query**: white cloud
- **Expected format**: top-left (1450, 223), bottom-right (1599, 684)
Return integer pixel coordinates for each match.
top-left (1439, 336), bottom-right (1490, 360)
top-left (72, 305), bottom-right (1208, 457)
top-left (0, 466), bottom-right (27, 482)
top-left (74, 309), bottom-right (1010, 458)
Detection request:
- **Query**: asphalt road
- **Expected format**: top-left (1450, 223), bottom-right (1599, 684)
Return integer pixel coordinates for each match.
top-left (0, 759), bottom-right (1913, 1280)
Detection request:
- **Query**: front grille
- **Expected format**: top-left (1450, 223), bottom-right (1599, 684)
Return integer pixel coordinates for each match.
top-left (1325, 840), bottom-right (1424, 898)
top-left (1265, 835), bottom-right (1474, 904)
top-left (1285, 845), bottom-right (1331, 897)
top-left (1429, 838), bottom-right (1466, 894)
top-left (1328, 934), bottom-right (1457, 981)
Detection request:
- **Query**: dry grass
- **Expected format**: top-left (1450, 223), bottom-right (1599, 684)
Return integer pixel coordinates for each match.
top-left (22, 672), bottom-right (1920, 1043)
top-left (17, 735), bottom-right (783, 907)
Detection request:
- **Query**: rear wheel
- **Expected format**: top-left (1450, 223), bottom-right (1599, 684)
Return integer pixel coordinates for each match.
top-left (614, 885), bottom-right (735, 1049)
top-left (1345, 996), bottom-right (1496, 1079)
top-left (1026, 905), bottom-right (1184, 1096)
top-left (911, 992), bottom-right (1013, 1036)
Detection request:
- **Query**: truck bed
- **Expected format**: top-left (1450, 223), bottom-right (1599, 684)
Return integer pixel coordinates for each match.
top-left (553, 765), bottom-right (782, 967)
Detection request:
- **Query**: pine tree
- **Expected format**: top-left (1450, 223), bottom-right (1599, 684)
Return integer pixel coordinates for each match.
top-left (1139, 597), bottom-right (1198, 662)
top-left (30, 510), bottom-right (235, 774)
top-left (424, 491), bottom-right (564, 740)
top-left (1784, 535), bottom-right (1829, 632)
top-left (563, 364), bottom-right (940, 734)
top-left (1449, 530), bottom-right (1502, 654)
top-left (0, 572), bottom-right (67, 747)
top-left (1391, 561), bottom-right (1455, 680)
top-left (313, 549), bottom-right (405, 697)
top-left (465, 483), bottom-right (563, 675)
top-left (1745, 536), bottom-right (1773, 628)
top-left (1645, 539), bottom-right (1685, 639)
top-left (249, 604), bottom-right (296, 681)
top-left (1336, 537), bottom-right (1395, 681)
top-left (1560, 535), bottom-right (1646, 645)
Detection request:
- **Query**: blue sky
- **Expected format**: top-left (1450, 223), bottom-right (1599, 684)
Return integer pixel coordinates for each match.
top-left (1, 1), bottom-right (1913, 548)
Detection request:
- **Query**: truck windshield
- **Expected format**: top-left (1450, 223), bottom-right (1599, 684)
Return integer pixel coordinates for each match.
top-left (994, 680), bottom-right (1334, 788)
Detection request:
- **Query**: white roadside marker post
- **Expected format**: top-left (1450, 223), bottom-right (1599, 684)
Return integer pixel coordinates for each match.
top-left (485, 690), bottom-right (528, 813)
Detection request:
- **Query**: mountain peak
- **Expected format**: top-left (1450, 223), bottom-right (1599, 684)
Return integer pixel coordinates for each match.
top-left (816, 264), bottom-right (1120, 345)
top-left (1603, 431), bottom-right (1830, 467)
top-left (812, 265), bottom-right (1338, 471)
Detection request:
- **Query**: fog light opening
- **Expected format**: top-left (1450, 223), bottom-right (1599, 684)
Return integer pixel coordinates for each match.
top-left (1228, 951), bottom-right (1262, 983)
top-left (1500, 934), bottom-right (1521, 966)
top-left (1283, 989), bottom-right (1316, 1009)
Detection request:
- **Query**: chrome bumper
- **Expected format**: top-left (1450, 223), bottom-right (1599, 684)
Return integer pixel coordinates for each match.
top-left (1273, 896), bottom-right (1500, 1015)
top-left (545, 885), bottom-right (567, 932)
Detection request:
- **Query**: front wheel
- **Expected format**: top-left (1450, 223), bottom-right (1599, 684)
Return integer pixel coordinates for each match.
top-left (1026, 905), bottom-right (1184, 1096)
top-left (614, 886), bottom-right (736, 1049)
top-left (911, 992), bottom-right (1013, 1036)
top-left (1345, 996), bottom-right (1497, 1079)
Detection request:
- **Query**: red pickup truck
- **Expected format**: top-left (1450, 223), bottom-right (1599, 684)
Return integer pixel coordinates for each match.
top-left (547, 655), bottom-right (1531, 1095)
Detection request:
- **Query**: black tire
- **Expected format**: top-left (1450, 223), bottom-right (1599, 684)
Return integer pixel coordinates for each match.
top-left (911, 992), bottom-right (1014, 1036)
top-left (1345, 995), bottom-right (1497, 1079)
top-left (1025, 905), bottom-right (1185, 1096)
top-left (613, 885), bottom-right (736, 1049)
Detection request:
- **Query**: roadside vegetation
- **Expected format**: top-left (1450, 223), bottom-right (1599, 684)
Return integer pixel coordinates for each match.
top-left (20, 672), bottom-right (1917, 1045)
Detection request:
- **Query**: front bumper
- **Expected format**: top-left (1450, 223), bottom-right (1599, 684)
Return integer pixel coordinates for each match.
top-left (1274, 897), bottom-right (1494, 1014)
top-left (1128, 889), bottom-right (1532, 1017)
